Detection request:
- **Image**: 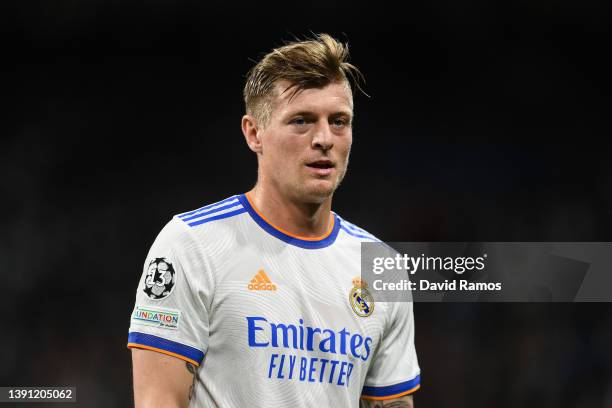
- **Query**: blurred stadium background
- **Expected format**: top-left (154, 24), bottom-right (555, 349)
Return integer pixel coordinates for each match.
top-left (3, 0), bottom-right (611, 406)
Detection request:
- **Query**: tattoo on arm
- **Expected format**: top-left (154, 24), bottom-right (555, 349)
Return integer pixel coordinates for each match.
top-left (186, 362), bottom-right (197, 401)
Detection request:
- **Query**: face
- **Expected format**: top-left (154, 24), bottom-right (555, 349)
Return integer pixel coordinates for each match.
top-left (254, 80), bottom-right (353, 204)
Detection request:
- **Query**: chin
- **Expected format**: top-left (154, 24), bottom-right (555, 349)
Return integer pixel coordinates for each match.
top-left (298, 181), bottom-right (338, 204)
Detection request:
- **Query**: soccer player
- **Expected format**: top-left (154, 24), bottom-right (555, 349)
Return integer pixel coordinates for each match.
top-left (128, 34), bottom-right (420, 407)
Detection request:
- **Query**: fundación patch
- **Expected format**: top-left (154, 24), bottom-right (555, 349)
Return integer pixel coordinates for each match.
top-left (132, 306), bottom-right (181, 330)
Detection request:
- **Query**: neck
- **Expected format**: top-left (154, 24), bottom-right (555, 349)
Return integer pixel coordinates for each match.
top-left (247, 184), bottom-right (333, 238)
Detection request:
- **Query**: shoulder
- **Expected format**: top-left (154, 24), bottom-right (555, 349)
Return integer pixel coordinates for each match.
top-left (150, 195), bottom-right (245, 252)
top-left (173, 195), bottom-right (246, 229)
top-left (334, 214), bottom-right (381, 242)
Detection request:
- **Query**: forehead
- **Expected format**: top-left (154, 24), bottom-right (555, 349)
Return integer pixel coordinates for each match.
top-left (271, 80), bottom-right (353, 116)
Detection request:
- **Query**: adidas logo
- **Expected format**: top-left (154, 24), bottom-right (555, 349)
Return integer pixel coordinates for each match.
top-left (248, 269), bottom-right (277, 291)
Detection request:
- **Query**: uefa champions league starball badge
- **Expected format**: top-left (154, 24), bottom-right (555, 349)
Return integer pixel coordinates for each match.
top-left (143, 257), bottom-right (177, 300)
top-left (349, 277), bottom-right (374, 317)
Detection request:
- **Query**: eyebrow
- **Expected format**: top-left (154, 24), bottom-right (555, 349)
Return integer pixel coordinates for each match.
top-left (285, 110), bottom-right (353, 119)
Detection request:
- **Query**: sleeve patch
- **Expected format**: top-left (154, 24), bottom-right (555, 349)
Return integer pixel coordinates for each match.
top-left (131, 306), bottom-right (181, 330)
top-left (143, 257), bottom-right (177, 300)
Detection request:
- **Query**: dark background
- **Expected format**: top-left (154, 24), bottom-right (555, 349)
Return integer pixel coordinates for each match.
top-left (4, 0), bottom-right (612, 406)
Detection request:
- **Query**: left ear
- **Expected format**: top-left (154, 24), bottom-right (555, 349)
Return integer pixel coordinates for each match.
top-left (241, 114), bottom-right (263, 154)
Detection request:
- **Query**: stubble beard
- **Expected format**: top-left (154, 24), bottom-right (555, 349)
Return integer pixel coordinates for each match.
top-left (294, 162), bottom-right (349, 204)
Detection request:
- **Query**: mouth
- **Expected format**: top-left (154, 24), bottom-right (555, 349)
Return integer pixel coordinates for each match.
top-left (306, 160), bottom-right (335, 169)
top-left (305, 160), bottom-right (336, 177)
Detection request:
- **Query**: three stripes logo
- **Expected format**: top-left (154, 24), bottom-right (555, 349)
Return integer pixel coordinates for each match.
top-left (248, 269), bottom-right (277, 291)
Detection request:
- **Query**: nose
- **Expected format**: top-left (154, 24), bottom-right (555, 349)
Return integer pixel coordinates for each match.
top-left (311, 120), bottom-right (334, 151)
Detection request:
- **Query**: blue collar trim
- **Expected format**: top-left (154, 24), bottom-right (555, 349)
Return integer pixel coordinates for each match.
top-left (238, 194), bottom-right (340, 249)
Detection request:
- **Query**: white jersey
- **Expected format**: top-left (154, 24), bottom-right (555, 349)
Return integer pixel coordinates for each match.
top-left (128, 194), bottom-right (420, 407)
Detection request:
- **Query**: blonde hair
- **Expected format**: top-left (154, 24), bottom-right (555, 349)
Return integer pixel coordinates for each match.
top-left (243, 33), bottom-right (364, 127)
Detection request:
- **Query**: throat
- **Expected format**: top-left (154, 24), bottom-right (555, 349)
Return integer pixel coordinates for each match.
top-left (246, 188), bottom-right (333, 239)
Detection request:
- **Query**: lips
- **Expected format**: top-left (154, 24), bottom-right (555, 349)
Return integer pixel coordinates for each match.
top-left (305, 159), bottom-right (335, 176)
top-left (306, 160), bottom-right (335, 169)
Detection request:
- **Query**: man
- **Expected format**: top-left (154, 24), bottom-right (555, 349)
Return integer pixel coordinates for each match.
top-left (128, 34), bottom-right (420, 407)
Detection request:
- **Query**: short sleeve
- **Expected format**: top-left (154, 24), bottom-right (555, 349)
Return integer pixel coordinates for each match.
top-left (361, 301), bottom-right (421, 400)
top-left (127, 218), bottom-right (211, 367)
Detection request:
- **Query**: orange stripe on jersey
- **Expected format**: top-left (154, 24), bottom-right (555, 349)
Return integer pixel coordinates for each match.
top-left (244, 192), bottom-right (334, 241)
top-left (128, 343), bottom-right (201, 367)
top-left (360, 384), bottom-right (421, 401)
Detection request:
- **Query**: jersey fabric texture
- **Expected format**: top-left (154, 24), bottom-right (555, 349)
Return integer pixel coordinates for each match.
top-left (128, 193), bottom-right (420, 407)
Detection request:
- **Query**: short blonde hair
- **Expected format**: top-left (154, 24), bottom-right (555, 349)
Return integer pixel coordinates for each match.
top-left (243, 33), bottom-right (364, 127)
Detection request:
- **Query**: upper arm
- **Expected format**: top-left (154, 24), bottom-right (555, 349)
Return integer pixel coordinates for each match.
top-left (127, 219), bottom-right (212, 406)
top-left (132, 348), bottom-right (195, 408)
top-left (360, 394), bottom-right (414, 408)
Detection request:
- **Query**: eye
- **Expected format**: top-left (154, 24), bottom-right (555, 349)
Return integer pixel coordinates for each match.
top-left (290, 117), bottom-right (307, 126)
top-left (332, 118), bottom-right (349, 128)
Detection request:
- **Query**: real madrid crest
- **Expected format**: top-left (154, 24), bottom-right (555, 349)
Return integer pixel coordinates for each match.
top-left (349, 277), bottom-right (374, 317)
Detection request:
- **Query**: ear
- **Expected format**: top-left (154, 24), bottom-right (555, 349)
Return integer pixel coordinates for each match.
top-left (242, 114), bottom-right (263, 154)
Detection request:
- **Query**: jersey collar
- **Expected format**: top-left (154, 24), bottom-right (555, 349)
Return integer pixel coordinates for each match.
top-left (238, 193), bottom-right (340, 249)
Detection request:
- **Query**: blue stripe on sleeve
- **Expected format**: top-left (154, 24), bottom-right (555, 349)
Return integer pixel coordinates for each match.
top-left (178, 195), bottom-right (239, 219)
top-left (128, 331), bottom-right (205, 364)
top-left (187, 208), bottom-right (247, 227)
top-left (340, 225), bottom-right (379, 241)
top-left (181, 201), bottom-right (243, 222)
